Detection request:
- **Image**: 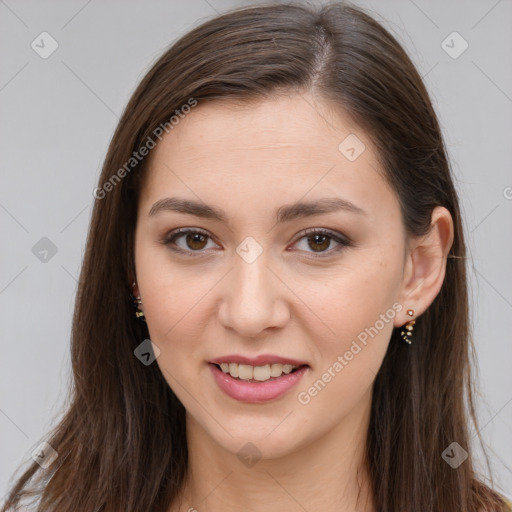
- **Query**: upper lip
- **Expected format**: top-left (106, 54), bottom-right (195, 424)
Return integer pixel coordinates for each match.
top-left (209, 354), bottom-right (309, 367)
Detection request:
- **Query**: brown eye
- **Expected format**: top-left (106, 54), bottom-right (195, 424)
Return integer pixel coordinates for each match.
top-left (162, 227), bottom-right (351, 258)
top-left (291, 228), bottom-right (351, 258)
top-left (162, 228), bottom-right (217, 255)
top-left (306, 234), bottom-right (331, 252)
top-left (184, 232), bottom-right (208, 250)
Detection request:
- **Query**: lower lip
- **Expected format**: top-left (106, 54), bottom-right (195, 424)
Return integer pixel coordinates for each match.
top-left (209, 363), bottom-right (308, 404)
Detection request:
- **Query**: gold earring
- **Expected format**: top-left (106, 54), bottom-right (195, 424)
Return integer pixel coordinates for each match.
top-left (400, 309), bottom-right (416, 345)
top-left (130, 281), bottom-right (145, 321)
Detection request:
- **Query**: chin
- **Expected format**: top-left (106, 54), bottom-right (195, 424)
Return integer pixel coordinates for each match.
top-left (198, 413), bottom-right (308, 461)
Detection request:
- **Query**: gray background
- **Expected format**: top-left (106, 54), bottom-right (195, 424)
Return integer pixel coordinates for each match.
top-left (1, 0), bottom-right (511, 500)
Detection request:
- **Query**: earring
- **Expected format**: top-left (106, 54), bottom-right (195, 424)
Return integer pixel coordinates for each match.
top-left (130, 281), bottom-right (146, 322)
top-left (400, 309), bottom-right (416, 345)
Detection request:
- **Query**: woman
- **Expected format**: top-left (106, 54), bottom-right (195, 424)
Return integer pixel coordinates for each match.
top-left (3, 2), bottom-right (510, 511)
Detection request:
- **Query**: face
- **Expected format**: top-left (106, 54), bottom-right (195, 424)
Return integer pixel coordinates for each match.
top-left (134, 92), bottom-right (408, 458)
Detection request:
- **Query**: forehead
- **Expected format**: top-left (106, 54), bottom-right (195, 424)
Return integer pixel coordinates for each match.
top-left (140, 93), bottom-right (398, 221)
top-left (152, 93), bottom-right (363, 159)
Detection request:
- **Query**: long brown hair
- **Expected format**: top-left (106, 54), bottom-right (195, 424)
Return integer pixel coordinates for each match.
top-left (3, 2), bottom-right (508, 511)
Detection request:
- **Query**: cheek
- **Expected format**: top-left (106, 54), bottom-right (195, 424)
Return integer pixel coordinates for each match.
top-left (308, 253), bottom-right (401, 337)
top-left (139, 266), bottom-right (222, 381)
top-left (301, 254), bottom-right (401, 392)
top-left (135, 235), bottom-right (202, 332)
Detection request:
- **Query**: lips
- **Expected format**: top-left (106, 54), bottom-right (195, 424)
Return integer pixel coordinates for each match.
top-left (209, 354), bottom-right (309, 367)
top-left (208, 354), bottom-right (310, 403)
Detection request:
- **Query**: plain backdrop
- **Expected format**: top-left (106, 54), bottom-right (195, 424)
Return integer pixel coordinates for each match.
top-left (1, 0), bottom-right (511, 501)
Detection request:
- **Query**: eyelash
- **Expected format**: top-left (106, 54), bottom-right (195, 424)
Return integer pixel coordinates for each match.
top-left (160, 227), bottom-right (352, 259)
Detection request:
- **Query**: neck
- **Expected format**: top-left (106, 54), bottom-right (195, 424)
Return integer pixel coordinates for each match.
top-left (170, 388), bottom-right (376, 512)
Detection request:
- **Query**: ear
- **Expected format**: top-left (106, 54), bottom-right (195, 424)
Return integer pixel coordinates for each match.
top-left (129, 280), bottom-right (144, 315)
top-left (131, 281), bottom-right (141, 298)
top-left (128, 276), bottom-right (142, 305)
top-left (394, 206), bottom-right (454, 326)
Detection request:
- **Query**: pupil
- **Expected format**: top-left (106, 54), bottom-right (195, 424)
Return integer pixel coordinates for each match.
top-left (309, 234), bottom-right (329, 252)
top-left (187, 233), bottom-right (206, 250)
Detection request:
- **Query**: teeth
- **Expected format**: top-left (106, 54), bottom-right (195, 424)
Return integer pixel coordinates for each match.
top-left (282, 364), bottom-right (294, 374)
top-left (217, 362), bottom-right (300, 381)
top-left (228, 363), bottom-right (239, 378)
top-left (253, 364), bottom-right (270, 381)
top-left (238, 364), bottom-right (253, 380)
top-left (270, 363), bottom-right (284, 377)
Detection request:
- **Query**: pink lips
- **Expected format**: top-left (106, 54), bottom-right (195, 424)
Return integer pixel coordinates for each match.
top-left (208, 360), bottom-right (309, 404)
top-left (209, 354), bottom-right (309, 367)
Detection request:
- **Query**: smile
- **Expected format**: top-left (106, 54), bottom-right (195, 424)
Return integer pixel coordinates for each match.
top-left (208, 362), bottom-right (309, 403)
top-left (217, 362), bottom-right (300, 381)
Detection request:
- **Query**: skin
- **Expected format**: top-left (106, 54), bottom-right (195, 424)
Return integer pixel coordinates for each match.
top-left (133, 92), bottom-right (454, 512)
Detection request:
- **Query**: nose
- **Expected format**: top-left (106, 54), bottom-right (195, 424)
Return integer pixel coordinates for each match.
top-left (217, 251), bottom-right (290, 339)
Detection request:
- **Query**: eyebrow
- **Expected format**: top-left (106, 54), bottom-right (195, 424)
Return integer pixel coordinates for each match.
top-left (148, 196), bottom-right (366, 224)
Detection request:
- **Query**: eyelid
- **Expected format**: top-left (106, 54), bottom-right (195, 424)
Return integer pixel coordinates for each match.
top-left (160, 227), bottom-right (219, 256)
top-left (294, 227), bottom-right (352, 246)
top-left (287, 228), bottom-right (352, 258)
top-left (161, 226), bottom-right (352, 257)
